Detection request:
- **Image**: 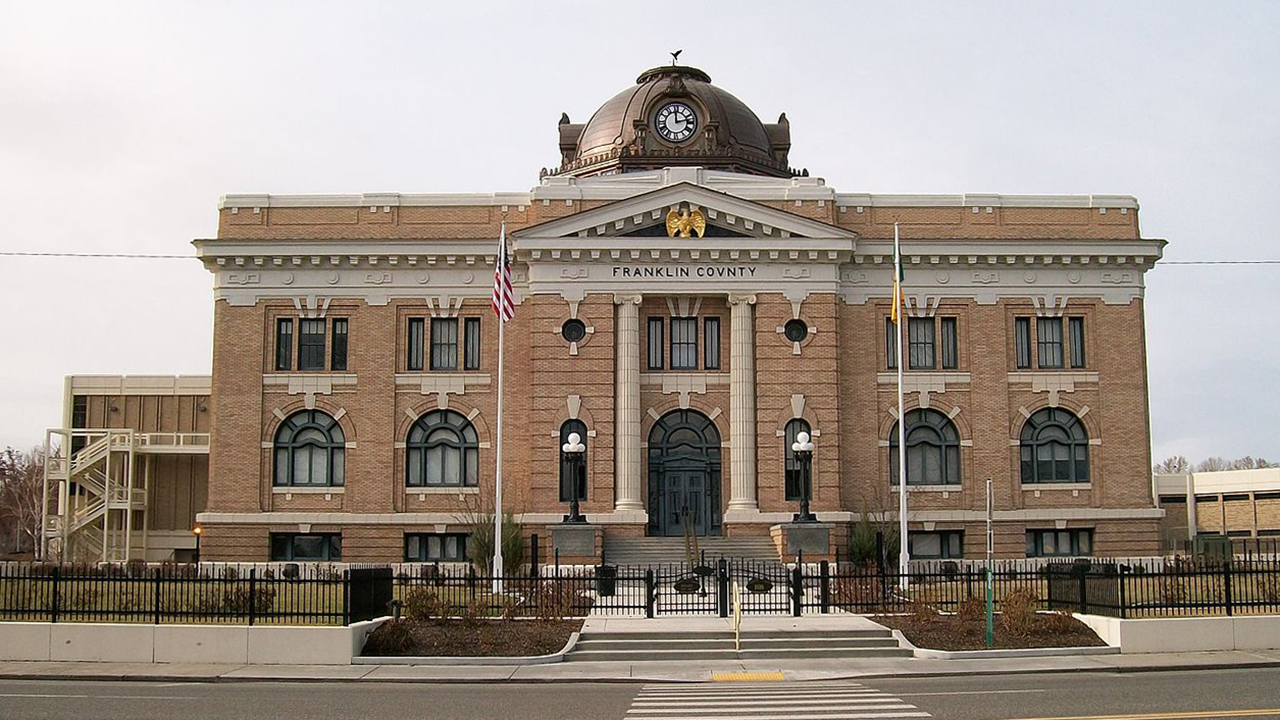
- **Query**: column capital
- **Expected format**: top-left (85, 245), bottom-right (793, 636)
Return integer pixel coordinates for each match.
top-left (613, 293), bottom-right (644, 306)
top-left (727, 293), bottom-right (757, 306)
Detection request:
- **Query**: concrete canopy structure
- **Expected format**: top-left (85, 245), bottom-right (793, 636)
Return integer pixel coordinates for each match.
top-left (45, 64), bottom-right (1166, 564)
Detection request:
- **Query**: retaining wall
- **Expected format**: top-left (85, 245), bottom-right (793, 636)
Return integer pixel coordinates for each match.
top-left (1076, 613), bottom-right (1280, 653)
top-left (0, 618), bottom-right (387, 664)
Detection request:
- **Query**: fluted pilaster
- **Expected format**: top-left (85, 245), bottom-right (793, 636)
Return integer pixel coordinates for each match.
top-left (727, 293), bottom-right (758, 512)
top-left (613, 294), bottom-right (645, 513)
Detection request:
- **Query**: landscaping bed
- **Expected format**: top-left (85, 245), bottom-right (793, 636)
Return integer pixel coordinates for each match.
top-left (362, 618), bottom-right (582, 657)
top-left (874, 592), bottom-right (1106, 651)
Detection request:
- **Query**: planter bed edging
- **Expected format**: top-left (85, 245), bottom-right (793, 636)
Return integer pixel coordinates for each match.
top-left (354, 631), bottom-right (579, 666)
top-left (890, 629), bottom-right (1119, 660)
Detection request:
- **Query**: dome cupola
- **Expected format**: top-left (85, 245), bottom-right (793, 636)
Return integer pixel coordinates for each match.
top-left (548, 64), bottom-right (796, 178)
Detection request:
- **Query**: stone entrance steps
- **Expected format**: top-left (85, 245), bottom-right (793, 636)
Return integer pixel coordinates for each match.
top-left (602, 536), bottom-right (779, 566)
top-left (565, 628), bottom-right (911, 662)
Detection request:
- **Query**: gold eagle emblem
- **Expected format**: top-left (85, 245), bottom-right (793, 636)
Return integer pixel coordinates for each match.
top-left (665, 208), bottom-right (706, 238)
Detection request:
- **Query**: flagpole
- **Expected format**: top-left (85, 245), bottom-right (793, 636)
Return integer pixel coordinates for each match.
top-left (895, 221), bottom-right (909, 590)
top-left (492, 222), bottom-right (506, 594)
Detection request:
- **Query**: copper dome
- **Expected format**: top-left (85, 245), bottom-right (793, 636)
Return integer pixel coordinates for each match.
top-left (550, 65), bottom-right (794, 178)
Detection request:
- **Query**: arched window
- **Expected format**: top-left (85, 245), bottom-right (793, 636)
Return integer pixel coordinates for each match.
top-left (1020, 408), bottom-right (1089, 483)
top-left (559, 419), bottom-right (588, 503)
top-left (889, 409), bottom-right (961, 486)
top-left (273, 410), bottom-right (345, 487)
top-left (784, 418), bottom-right (811, 501)
top-left (407, 410), bottom-right (479, 487)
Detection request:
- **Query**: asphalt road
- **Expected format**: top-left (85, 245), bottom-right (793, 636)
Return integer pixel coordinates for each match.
top-left (0, 668), bottom-right (1277, 720)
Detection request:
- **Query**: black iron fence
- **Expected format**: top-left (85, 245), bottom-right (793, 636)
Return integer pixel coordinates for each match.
top-left (0, 562), bottom-right (387, 626)
top-left (1046, 555), bottom-right (1280, 618)
top-left (5, 555), bottom-right (1280, 623)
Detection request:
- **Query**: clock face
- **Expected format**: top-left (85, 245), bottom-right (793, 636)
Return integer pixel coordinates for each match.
top-left (655, 102), bottom-right (698, 143)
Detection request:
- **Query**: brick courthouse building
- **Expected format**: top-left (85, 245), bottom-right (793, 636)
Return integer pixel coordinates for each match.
top-left (45, 64), bottom-right (1167, 564)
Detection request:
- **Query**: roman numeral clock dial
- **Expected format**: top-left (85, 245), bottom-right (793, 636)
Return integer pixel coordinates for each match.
top-left (655, 102), bottom-right (697, 143)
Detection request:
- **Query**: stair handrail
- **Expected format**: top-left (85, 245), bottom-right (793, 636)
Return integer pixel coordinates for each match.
top-left (732, 580), bottom-right (742, 652)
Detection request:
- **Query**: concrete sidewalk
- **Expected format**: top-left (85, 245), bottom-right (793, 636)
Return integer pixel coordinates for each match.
top-left (1, 648), bottom-right (1279, 684)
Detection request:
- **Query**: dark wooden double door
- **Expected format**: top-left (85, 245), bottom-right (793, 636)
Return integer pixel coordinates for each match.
top-left (647, 410), bottom-right (723, 537)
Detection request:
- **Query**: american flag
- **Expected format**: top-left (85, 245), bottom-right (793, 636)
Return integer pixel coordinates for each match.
top-left (492, 222), bottom-right (514, 322)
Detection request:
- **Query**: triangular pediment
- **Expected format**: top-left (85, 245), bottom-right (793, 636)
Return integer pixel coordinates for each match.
top-left (511, 182), bottom-right (858, 246)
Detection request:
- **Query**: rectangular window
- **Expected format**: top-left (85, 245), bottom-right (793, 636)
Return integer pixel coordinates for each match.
top-left (1015, 317), bottom-right (1031, 369)
top-left (464, 317), bottom-right (481, 371)
top-left (670, 317), bottom-right (698, 370)
top-left (703, 317), bottom-right (721, 370)
top-left (886, 318), bottom-right (899, 370)
top-left (1026, 529), bottom-right (1093, 558)
top-left (330, 319), bottom-right (348, 372)
top-left (430, 318), bottom-right (458, 371)
top-left (407, 318), bottom-right (425, 371)
top-left (405, 533), bottom-right (469, 563)
top-left (298, 319), bottom-right (326, 371)
top-left (909, 531), bottom-right (964, 560)
top-left (1037, 317), bottom-right (1064, 369)
top-left (275, 318), bottom-right (294, 371)
top-left (647, 317), bottom-right (664, 370)
top-left (940, 317), bottom-right (958, 370)
top-left (1158, 495), bottom-right (1187, 505)
top-left (270, 533), bottom-right (341, 562)
top-left (1069, 316), bottom-right (1086, 368)
top-left (908, 317), bottom-right (936, 370)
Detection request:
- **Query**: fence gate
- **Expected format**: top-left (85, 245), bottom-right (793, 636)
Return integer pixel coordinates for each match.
top-left (346, 567), bottom-right (393, 623)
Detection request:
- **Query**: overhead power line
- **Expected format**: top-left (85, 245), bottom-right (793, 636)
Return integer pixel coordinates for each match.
top-left (0, 251), bottom-right (192, 259)
top-left (0, 251), bottom-right (1277, 265)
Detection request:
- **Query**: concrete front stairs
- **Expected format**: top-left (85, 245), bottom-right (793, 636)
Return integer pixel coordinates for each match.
top-left (602, 536), bottom-right (779, 566)
top-left (565, 616), bottom-right (911, 662)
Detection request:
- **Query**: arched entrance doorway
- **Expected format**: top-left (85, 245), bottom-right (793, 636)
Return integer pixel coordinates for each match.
top-left (647, 409), bottom-right (722, 536)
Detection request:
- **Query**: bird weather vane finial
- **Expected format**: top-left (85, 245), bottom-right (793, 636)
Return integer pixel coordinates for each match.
top-left (671, 49), bottom-right (682, 65)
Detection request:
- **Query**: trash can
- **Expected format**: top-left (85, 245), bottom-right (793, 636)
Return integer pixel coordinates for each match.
top-left (595, 564), bottom-right (617, 597)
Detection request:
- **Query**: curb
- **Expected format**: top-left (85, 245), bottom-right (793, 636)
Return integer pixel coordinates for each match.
top-left (2, 658), bottom-right (1280, 684)
top-left (354, 631), bottom-right (580, 666)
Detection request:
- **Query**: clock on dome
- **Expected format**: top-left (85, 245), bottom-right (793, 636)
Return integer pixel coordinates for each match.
top-left (655, 102), bottom-right (698, 143)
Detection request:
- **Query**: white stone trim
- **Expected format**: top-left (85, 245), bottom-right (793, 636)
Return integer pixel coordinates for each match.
top-left (67, 375), bottom-right (211, 396)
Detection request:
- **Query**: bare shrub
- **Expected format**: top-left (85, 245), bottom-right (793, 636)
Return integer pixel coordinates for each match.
top-left (222, 585), bottom-right (276, 615)
top-left (955, 597), bottom-right (984, 626)
top-left (403, 587), bottom-right (445, 622)
top-left (1000, 588), bottom-right (1039, 638)
top-left (834, 574), bottom-right (884, 612)
top-left (362, 620), bottom-right (415, 656)
top-left (1160, 577), bottom-right (1188, 605)
top-left (1042, 609), bottom-right (1077, 634)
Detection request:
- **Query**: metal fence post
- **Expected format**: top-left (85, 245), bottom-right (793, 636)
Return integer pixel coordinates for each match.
top-left (50, 567), bottom-right (60, 624)
top-left (1223, 560), bottom-right (1233, 617)
top-left (819, 560), bottom-right (830, 614)
top-left (1078, 572), bottom-right (1087, 615)
top-left (717, 559), bottom-right (729, 618)
top-left (645, 569), bottom-right (655, 619)
top-left (791, 564), bottom-right (803, 617)
top-left (248, 569), bottom-right (256, 626)
top-left (1117, 568), bottom-right (1126, 619)
top-left (529, 533), bottom-right (540, 579)
top-left (342, 569), bottom-right (351, 626)
top-left (153, 568), bottom-right (162, 625)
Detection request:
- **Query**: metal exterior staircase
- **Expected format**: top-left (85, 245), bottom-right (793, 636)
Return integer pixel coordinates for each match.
top-left (41, 428), bottom-right (209, 563)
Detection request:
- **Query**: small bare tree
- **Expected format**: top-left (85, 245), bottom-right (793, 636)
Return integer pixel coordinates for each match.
top-left (0, 446), bottom-right (46, 557)
top-left (1153, 455), bottom-right (1191, 474)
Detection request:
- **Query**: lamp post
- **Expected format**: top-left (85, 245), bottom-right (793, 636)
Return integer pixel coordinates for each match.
top-left (561, 432), bottom-right (586, 524)
top-left (192, 526), bottom-right (202, 563)
top-left (791, 431), bottom-right (817, 523)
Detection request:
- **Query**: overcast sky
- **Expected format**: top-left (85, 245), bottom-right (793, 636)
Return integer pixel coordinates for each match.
top-left (1, 1), bottom-right (1276, 464)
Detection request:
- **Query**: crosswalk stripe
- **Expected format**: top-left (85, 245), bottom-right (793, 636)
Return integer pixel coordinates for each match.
top-left (637, 692), bottom-right (892, 700)
top-left (629, 696), bottom-right (911, 702)
top-left (626, 681), bottom-right (932, 720)
top-left (622, 707), bottom-right (931, 712)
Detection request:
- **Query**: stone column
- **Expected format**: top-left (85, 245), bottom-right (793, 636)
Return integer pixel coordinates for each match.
top-left (613, 294), bottom-right (645, 514)
top-left (727, 293), bottom-right (759, 514)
